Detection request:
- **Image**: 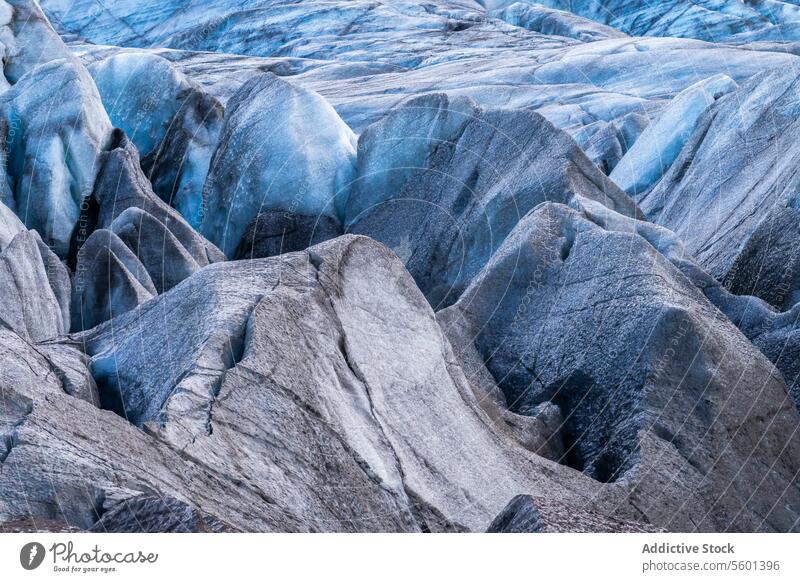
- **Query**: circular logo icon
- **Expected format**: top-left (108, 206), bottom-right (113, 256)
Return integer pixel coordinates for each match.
top-left (20, 542), bottom-right (46, 570)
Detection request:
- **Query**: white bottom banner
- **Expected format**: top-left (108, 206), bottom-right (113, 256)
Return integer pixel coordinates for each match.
top-left (1, 533), bottom-right (798, 581)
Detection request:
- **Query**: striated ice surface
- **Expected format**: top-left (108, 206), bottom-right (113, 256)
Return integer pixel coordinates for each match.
top-left (0, 59), bottom-right (113, 257)
top-left (484, 0), bottom-right (800, 42)
top-left (2, 0), bottom-right (800, 534)
top-left (87, 52), bottom-right (223, 224)
top-left (345, 93), bottom-right (479, 225)
top-left (88, 52), bottom-right (194, 160)
top-left (0, 199), bottom-right (24, 250)
top-left (199, 73), bottom-right (357, 257)
top-left (488, 2), bottom-right (626, 41)
top-left (609, 74), bottom-right (738, 196)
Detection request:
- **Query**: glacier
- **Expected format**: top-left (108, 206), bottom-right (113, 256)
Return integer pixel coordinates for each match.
top-left (0, 0), bottom-right (799, 534)
top-left (609, 74), bottom-right (737, 196)
top-left (199, 73), bottom-right (357, 257)
top-left (87, 52), bottom-right (224, 224)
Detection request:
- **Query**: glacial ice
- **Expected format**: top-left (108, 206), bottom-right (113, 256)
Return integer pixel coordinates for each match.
top-left (88, 52), bottom-right (224, 225)
top-left (0, 0), bottom-right (77, 85)
top-left (200, 73), bottom-right (357, 257)
top-left (609, 74), bottom-right (737, 196)
top-left (0, 228), bottom-right (69, 341)
top-left (71, 229), bottom-right (156, 331)
top-left (49, 0), bottom-right (800, 148)
top-left (44, 0), bottom-right (800, 59)
top-left (0, 59), bottom-right (112, 257)
top-left (89, 52), bottom-right (192, 157)
top-left (639, 68), bottom-right (800, 285)
top-left (3, 0), bottom-right (800, 534)
top-left (486, 0), bottom-right (800, 42)
top-left (0, 199), bottom-right (24, 250)
top-left (0, 1), bottom-right (114, 258)
top-left (488, 2), bottom-right (625, 41)
top-left (235, 210), bottom-right (342, 260)
top-left (345, 93), bottom-right (479, 226)
top-left (110, 207), bottom-right (201, 293)
top-left (349, 95), bottom-right (639, 307)
top-left (90, 134), bottom-right (224, 270)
